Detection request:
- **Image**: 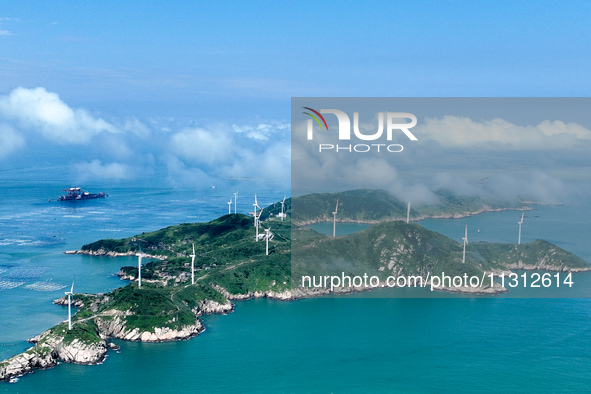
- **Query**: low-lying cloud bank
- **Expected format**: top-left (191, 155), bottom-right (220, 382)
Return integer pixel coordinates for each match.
top-left (0, 87), bottom-right (291, 188)
top-left (2, 87), bottom-right (590, 202)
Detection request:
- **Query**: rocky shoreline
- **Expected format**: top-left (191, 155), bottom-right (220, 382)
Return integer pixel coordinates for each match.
top-left (0, 329), bottom-right (109, 383)
top-left (0, 297), bottom-right (234, 382)
top-left (64, 249), bottom-right (168, 259)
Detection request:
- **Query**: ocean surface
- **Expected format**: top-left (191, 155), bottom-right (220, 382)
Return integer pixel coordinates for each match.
top-left (1, 175), bottom-right (591, 392)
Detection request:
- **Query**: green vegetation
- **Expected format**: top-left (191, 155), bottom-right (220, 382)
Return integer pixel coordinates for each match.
top-left (259, 198), bottom-right (291, 221)
top-left (293, 221), bottom-right (483, 281)
top-left (25, 345), bottom-right (52, 357)
top-left (96, 283), bottom-right (196, 332)
top-left (204, 251), bottom-right (291, 295)
top-left (67, 213), bottom-right (294, 334)
top-left (175, 284), bottom-right (226, 309)
top-left (58, 321), bottom-right (103, 346)
top-left (82, 214), bottom-right (257, 257)
top-left (470, 240), bottom-right (590, 270)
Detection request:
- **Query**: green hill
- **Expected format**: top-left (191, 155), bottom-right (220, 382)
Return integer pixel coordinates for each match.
top-left (293, 221), bottom-right (589, 286)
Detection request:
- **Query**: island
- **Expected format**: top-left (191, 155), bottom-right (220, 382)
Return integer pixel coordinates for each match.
top-left (1, 189), bottom-right (589, 382)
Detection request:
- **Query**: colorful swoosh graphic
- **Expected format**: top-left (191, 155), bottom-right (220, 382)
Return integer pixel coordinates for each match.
top-left (302, 107), bottom-right (328, 131)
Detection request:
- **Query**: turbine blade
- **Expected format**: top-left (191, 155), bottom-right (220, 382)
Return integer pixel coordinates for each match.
top-left (192, 243), bottom-right (195, 255)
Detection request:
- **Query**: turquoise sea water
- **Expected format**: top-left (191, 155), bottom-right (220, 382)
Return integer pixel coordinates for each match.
top-left (1, 176), bottom-right (591, 392)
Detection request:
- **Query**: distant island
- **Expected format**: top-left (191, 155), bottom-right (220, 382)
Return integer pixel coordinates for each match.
top-left (288, 188), bottom-right (532, 225)
top-left (2, 189), bottom-right (589, 382)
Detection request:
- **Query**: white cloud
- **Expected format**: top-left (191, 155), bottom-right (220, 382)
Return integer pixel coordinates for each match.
top-left (0, 87), bottom-right (117, 144)
top-left (166, 121), bottom-right (290, 187)
top-left (0, 123), bottom-right (25, 158)
top-left (417, 116), bottom-right (591, 149)
top-left (74, 160), bottom-right (134, 180)
top-left (484, 172), bottom-right (569, 204)
top-left (122, 117), bottom-right (150, 137)
top-left (387, 183), bottom-right (439, 205)
top-left (170, 127), bottom-right (232, 164)
top-left (162, 155), bottom-right (214, 187)
top-left (232, 122), bottom-right (290, 141)
top-left (0, 86), bottom-right (292, 189)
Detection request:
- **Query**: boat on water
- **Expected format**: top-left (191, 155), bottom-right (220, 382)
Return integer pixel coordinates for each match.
top-left (49, 187), bottom-right (108, 202)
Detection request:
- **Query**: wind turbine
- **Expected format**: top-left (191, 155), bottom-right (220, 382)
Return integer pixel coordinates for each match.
top-left (190, 243), bottom-right (196, 285)
top-left (279, 196), bottom-right (287, 221)
top-left (228, 198), bottom-right (232, 214)
top-left (332, 199), bottom-right (339, 237)
top-left (65, 278), bottom-right (74, 330)
top-left (253, 194), bottom-right (259, 228)
top-left (253, 196), bottom-right (263, 242)
top-left (233, 192), bottom-right (238, 214)
top-left (518, 211), bottom-right (524, 245)
top-left (265, 228), bottom-right (272, 255)
top-left (406, 202), bottom-right (411, 224)
top-left (462, 224), bottom-right (468, 264)
top-left (136, 246), bottom-right (143, 288)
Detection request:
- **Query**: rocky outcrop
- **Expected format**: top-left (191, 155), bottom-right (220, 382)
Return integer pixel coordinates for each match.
top-left (95, 316), bottom-right (203, 342)
top-left (211, 284), bottom-right (343, 301)
top-left (193, 299), bottom-right (234, 316)
top-left (53, 297), bottom-right (85, 307)
top-left (504, 262), bottom-right (591, 272)
top-left (0, 330), bottom-right (107, 382)
top-left (434, 283), bottom-right (509, 295)
top-left (67, 249), bottom-right (167, 260)
top-left (29, 329), bottom-right (107, 365)
top-left (0, 348), bottom-right (56, 382)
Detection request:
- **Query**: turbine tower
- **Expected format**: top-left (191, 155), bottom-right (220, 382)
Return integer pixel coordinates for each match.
top-left (233, 192), bottom-right (238, 214)
top-left (406, 202), bottom-right (411, 224)
top-left (65, 279), bottom-right (74, 330)
top-left (136, 246), bottom-right (143, 288)
top-left (228, 198), bottom-right (232, 214)
top-left (253, 194), bottom-right (259, 228)
top-left (279, 196), bottom-right (286, 221)
top-left (265, 228), bottom-right (272, 255)
top-left (190, 243), bottom-right (196, 285)
top-left (462, 224), bottom-right (468, 264)
top-left (518, 211), bottom-right (524, 245)
top-left (332, 199), bottom-right (339, 237)
top-left (253, 196), bottom-right (263, 242)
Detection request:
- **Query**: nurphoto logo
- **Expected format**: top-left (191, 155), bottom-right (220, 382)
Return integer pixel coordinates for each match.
top-left (302, 107), bottom-right (418, 153)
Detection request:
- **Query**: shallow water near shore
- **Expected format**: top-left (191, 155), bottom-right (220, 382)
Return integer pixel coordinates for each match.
top-left (1, 176), bottom-right (591, 392)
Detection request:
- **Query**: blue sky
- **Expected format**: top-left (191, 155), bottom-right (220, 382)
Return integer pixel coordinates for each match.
top-left (1, 1), bottom-right (590, 194)
top-left (2, 1), bottom-right (591, 116)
